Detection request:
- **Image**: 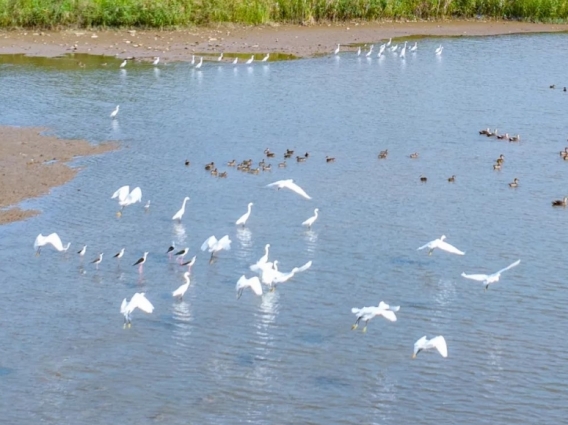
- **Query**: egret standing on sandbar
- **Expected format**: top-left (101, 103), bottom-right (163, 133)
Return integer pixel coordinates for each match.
top-left (173, 272), bottom-right (191, 300)
top-left (413, 335), bottom-right (447, 358)
top-left (236, 275), bottom-right (263, 299)
top-left (417, 235), bottom-right (465, 256)
top-left (261, 53), bottom-right (270, 62)
top-left (461, 259), bottom-right (521, 290)
top-left (266, 179), bottom-right (311, 200)
top-left (334, 44), bottom-right (340, 55)
top-left (34, 233), bottom-right (71, 255)
top-left (351, 301), bottom-right (399, 333)
top-left (119, 59), bottom-right (127, 68)
top-left (201, 235), bottom-right (231, 263)
top-left (110, 105), bottom-right (120, 119)
top-left (302, 208), bottom-right (319, 229)
top-left (236, 202), bottom-right (253, 227)
top-left (152, 57), bottom-right (160, 66)
top-left (172, 197), bottom-right (190, 222)
top-left (133, 252), bottom-right (149, 274)
top-left (121, 292), bottom-right (154, 328)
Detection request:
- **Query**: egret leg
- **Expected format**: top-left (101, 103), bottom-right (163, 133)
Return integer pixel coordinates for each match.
top-left (362, 321), bottom-right (369, 333)
top-left (139, 264), bottom-right (143, 274)
top-left (351, 317), bottom-right (361, 330)
top-left (209, 253), bottom-right (215, 264)
top-left (428, 249), bottom-right (433, 256)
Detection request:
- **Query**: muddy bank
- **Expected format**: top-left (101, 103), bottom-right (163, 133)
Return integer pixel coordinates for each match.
top-left (0, 126), bottom-right (116, 225)
top-left (1, 20), bottom-right (567, 62)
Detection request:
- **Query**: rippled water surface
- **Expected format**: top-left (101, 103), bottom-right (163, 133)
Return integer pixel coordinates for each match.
top-left (1, 34), bottom-right (568, 424)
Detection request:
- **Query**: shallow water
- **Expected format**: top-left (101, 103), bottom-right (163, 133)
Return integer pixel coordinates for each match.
top-left (1, 34), bottom-right (568, 424)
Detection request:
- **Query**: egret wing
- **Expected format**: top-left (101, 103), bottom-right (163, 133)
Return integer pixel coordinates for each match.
top-left (201, 236), bottom-right (217, 251)
top-left (378, 309), bottom-right (397, 322)
top-left (417, 241), bottom-right (433, 251)
top-left (216, 235), bottom-right (232, 251)
top-left (173, 282), bottom-right (189, 297)
top-left (33, 234), bottom-right (45, 250)
top-left (496, 259), bottom-right (521, 275)
top-left (112, 185), bottom-right (129, 201)
top-left (126, 187), bottom-right (142, 204)
top-left (437, 240), bottom-right (465, 255)
top-left (131, 293), bottom-right (154, 314)
top-left (284, 181), bottom-right (312, 200)
top-left (413, 336), bottom-right (428, 355)
top-left (120, 298), bottom-right (128, 314)
top-left (266, 179), bottom-right (291, 188)
top-left (461, 272), bottom-right (489, 282)
top-left (431, 336), bottom-right (448, 357)
top-left (295, 260), bottom-right (312, 273)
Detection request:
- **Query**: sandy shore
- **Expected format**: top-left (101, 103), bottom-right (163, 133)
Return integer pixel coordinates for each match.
top-left (0, 127), bottom-right (116, 225)
top-left (1, 20), bottom-right (567, 62)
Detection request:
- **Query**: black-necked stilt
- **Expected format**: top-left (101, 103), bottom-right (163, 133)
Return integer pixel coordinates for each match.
top-left (174, 248), bottom-right (188, 263)
top-left (113, 248), bottom-right (125, 260)
top-left (77, 245), bottom-right (87, 258)
top-left (181, 255), bottom-right (196, 271)
top-left (133, 252), bottom-right (149, 273)
top-left (91, 253), bottom-right (103, 269)
top-left (166, 243), bottom-right (175, 259)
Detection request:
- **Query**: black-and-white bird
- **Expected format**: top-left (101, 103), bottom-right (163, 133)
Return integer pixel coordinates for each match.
top-left (133, 252), bottom-right (149, 273)
top-left (181, 255), bottom-right (196, 271)
top-left (166, 242), bottom-right (176, 259)
top-left (113, 248), bottom-right (125, 260)
top-left (77, 245), bottom-right (87, 258)
top-left (91, 253), bottom-right (103, 269)
top-left (174, 247), bottom-right (189, 263)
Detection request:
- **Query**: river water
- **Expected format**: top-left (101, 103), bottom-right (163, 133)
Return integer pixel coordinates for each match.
top-left (1, 34), bottom-right (567, 424)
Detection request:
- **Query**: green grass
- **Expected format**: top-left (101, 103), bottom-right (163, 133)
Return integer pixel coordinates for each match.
top-left (1, 0), bottom-right (568, 28)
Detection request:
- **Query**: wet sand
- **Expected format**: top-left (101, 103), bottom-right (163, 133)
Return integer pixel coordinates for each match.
top-left (1, 20), bottom-right (567, 62)
top-left (0, 127), bottom-right (116, 225)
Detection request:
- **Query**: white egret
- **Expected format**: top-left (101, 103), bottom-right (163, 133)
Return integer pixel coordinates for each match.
top-left (266, 179), bottom-right (311, 200)
top-left (112, 185), bottom-right (142, 215)
top-left (77, 245), bottom-right (87, 257)
top-left (413, 335), bottom-right (448, 358)
top-left (435, 45), bottom-right (443, 55)
top-left (232, 57), bottom-right (238, 65)
top-left (386, 38), bottom-right (392, 47)
top-left (417, 235), bottom-right (465, 256)
top-left (110, 105), bottom-right (119, 119)
top-left (201, 235), bottom-right (231, 263)
top-left (236, 275), bottom-right (263, 299)
top-left (351, 301), bottom-right (400, 333)
top-left (174, 247), bottom-right (188, 263)
top-left (113, 248), bottom-right (125, 260)
top-left (173, 272), bottom-right (191, 300)
top-left (357, 47), bottom-right (361, 56)
top-left (246, 55), bottom-right (254, 64)
top-left (195, 57), bottom-right (203, 69)
top-left (302, 208), bottom-right (319, 229)
top-left (250, 244), bottom-right (271, 272)
top-left (34, 233), bottom-right (70, 255)
top-left (400, 41), bottom-right (407, 58)
top-left (91, 253), bottom-right (103, 269)
top-left (259, 260), bottom-right (312, 289)
top-left (261, 53), bottom-right (270, 62)
top-left (191, 55), bottom-right (195, 65)
top-left (172, 196), bottom-right (190, 222)
top-left (133, 252), bottom-right (148, 273)
top-left (144, 200), bottom-right (151, 212)
top-left (217, 52), bottom-right (223, 61)
top-left (365, 45), bottom-right (374, 57)
top-left (181, 255), bottom-right (196, 271)
top-left (461, 259), bottom-right (521, 290)
top-left (334, 44), bottom-right (340, 55)
top-left (377, 44), bottom-right (386, 57)
top-left (410, 42), bottom-right (418, 52)
top-left (152, 57), bottom-right (160, 66)
top-left (121, 292), bottom-right (154, 328)
top-left (236, 202), bottom-right (253, 227)
top-left (119, 59), bottom-right (127, 68)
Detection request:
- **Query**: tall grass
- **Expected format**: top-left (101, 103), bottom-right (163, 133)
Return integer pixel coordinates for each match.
top-left (0, 0), bottom-right (567, 28)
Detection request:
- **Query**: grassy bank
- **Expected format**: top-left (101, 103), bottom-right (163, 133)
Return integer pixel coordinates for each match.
top-left (1, 0), bottom-right (567, 28)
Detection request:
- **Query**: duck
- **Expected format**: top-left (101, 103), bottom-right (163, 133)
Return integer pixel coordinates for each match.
top-left (558, 148), bottom-right (568, 157)
top-left (184, 159), bottom-right (190, 166)
top-left (227, 159), bottom-right (236, 167)
top-left (509, 134), bottom-right (521, 142)
top-left (286, 149), bottom-right (294, 155)
top-left (262, 164), bottom-right (272, 171)
top-left (296, 156), bottom-right (306, 162)
top-left (303, 152), bottom-right (310, 158)
top-left (495, 154), bottom-right (505, 164)
top-left (249, 167), bottom-right (260, 174)
top-left (210, 168), bottom-right (218, 177)
top-left (326, 156), bottom-right (335, 163)
top-left (243, 159), bottom-right (253, 166)
top-left (508, 178), bottom-right (519, 188)
top-left (564, 87), bottom-right (567, 92)
top-left (278, 161), bottom-right (287, 168)
top-left (205, 162), bottom-right (215, 171)
top-left (496, 133), bottom-right (509, 140)
top-left (448, 175), bottom-right (456, 182)
top-left (487, 129), bottom-right (498, 137)
top-left (218, 171), bottom-right (227, 178)
top-left (264, 148), bottom-right (275, 158)
top-left (552, 197), bottom-right (568, 207)
top-left (409, 152), bottom-right (419, 159)
top-left (378, 149), bottom-right (388, 159)
top-left (420, 176), bottom-right (427, 182)
top-left (259, 159), bottom-right (266, 167)
top-left (493, 163), bottom-right (502, 170)
top-left (550, 84), bottom-right (556, 89)
top-left (479, 128), bottom-right (490, 135)
top-left (284, 152), bottom-right (293, 158)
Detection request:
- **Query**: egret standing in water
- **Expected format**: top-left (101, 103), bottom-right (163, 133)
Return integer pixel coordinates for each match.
top-left (34, 233), bottom-right (71, 255)
top-left (435, 45), bottom-right (444, 55)
top-left (250, 244), bottom-right (270, 272)
top-left (351, 301), bottom-right (399, 333)
top-left (334, 44), bottom-right (340, 55)
top-left (121, 292), bottom-right (154, 328)
top-left (119, 59), bottom-right (127, 68)
top-left (173, 272), bottom-right (191, 300)
top-left (302, 208), bottom-right (319, 229)
top-left (413, 335), bottom-right (448, 358)
top-left (417, 235), bottom-right (465, 256)
top-left (236, 275), bottom-right (263, 299)
top-left (195, 57), bottom-right (203, 69)
top-left (152, 57), bottom-right (160, 66)
top-left (133, 252), bottom-right (149, 274)
top-left (461, 259), bottom-right (521, 290)
top-left (259, 260), bottom-right (312, 290)
top-left (110, 105), bottom-right (120, 119)
top-left (172, 197), bottom-right (190, 222)
top-left (246, 55), bottom-right (254, 65)
top-left (201, 235), bottom-right (231, 263)
top-left (261, 53), bottom-right (270, 62)
top-left (236, 202), bottom-right (253, 227)
top-left (232, 57), bottom-right (238, 65)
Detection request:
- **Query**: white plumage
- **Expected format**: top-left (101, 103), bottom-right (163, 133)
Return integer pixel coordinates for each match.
top-left (110, 105), bottom-right (119, 119)
top-left (351, 301), bottom-right (400, 332)
top-left (172, 196), bottom-right (190, 221)
top-left (435, 45), bottom-right (444, 55)
top-left (417, 235), bottom-right (465, 256)
top-left (266, 179), bottom-right (311, 200)
top-left (413, 335), bottom-right (448, 358)
top-left (152, 57), bottom-right (160, 66)
top-left (250, 244), bottom-right (270, 272)
top-left (201, 235), bottom-right (231, 262)
top-left (111, 185), bottom-right (142, 209)
top-left (461, 259), bottom-right (521, 290)
top-left (302, 208), bottom-right (319, 228)
top-left (246, 55), bottom-right (254, 64)
top-left (258, 260), bottom-right (312, 289)
top-left (236, 202), bottom-right (253, 226)
top-left (120, 292), bottom-right (154, 327)
top-left (195, 57), bottom-right (203, 69)
top-left (34, 233), bottom-right (70, 254)
top-left (173, 272), bottom-right (191, 299)
top-left (236, 275), bottom-right (263, 299)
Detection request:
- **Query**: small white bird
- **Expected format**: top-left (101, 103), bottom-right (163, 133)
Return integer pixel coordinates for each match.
top-left (77, 245), bottom-right (87, 257)
top-left (113, 248), bottom-right (125, 260)
top-left (351, 301), bottom-right (399, 333)
top-left (172, 196), bottom-right (190, 222)
top-left (410, 42), bottom-right (418, 52)
top-left (195, 57), bottom-right (203, 69)
top-left (173, 272), bottom-right (191, 300)
top-left (201, 235), bottom-right (231, 263)
top-left (386, 38), bottom-right (392, 47)
top-left (236, 275), bottom-right (263, 299)
top-left (261, 53), bottom-right (270, 62)
top-left (34, 233), bottom-right (70, 255)
top-left (250, 244), bottom-right (271, 272)
top-left (413, 335), bottom-right (448, 358)
top-left (191, 55), bottom-right (195, 65)
top-left (217, 52), bottom-right (223, 61)
top-left (357, 47), bottom-right (361, 56)
top-left (235, 202), bottom-right (253, 227)
top-left (144, 200), bottom-right (151, 212)
top-left (377, 44), bottom-right (386, 57)
top-left (266, 179), bottom-right (311, 200)
top-left (366, 45), bottom-right (374, 57)
top-left (110, 105), bottom-right (119, 119)
top-left (417, 235), bottom-right (465, 256)
top-left (390, 44), bottom-right (398, 52)
top-left (119, 59), bottom-right (127, 68)
top-left (435, 45), bottom-right (444, 55)
top-left (334, 44), bottom-right (340, 55)
top-left (120, 292), bottom-right (154, 328)
top-left (302, 208), bottom-right (319, 229)
top-left (246, 55), bottom-right (254, 65)
top-left (400, 41), bottom-right (407, 59)
top-left (91, 253), bottom-right (103, 269)
top-left (152, 57), bottom-right (160, 66)
top-left (232, 57), bottom-right (238, 65)
top-left (259, 260), bottom-right (312, 289)
top-left (461, 259), bottom-right (521, 290)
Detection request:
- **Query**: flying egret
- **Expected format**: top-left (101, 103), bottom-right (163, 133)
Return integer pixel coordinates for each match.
top-left (417, 235), bottom-right (465, 256)
top-left (110, 105), bottom-right (119, 119)
top-left (181, 255), bottom-right (196, 272)
top-left (246, 55), bottom-right (254, 65)
top-left (201, 235), bottom-right (231, 263)
top-left (413, 335), bottom-right (448, 358)
top-left (236, 202), bottom-right (253, 227)
top-left (236, 275), bottom-right (263, 299)
top-left (195, 57), bottom-right (203, 69)
top-left (250, 244), bottom-right (271, 272)
top-left (302, 208), bottom-right (319, 229)
top-left (261, 53), bottom-right (270, 62)
top-left (334, 44), bottom-right (340, 55)
top-left (173, 272), bottom-right (191, 300)
top-left (133, 252), bottom-right (149, 273)
top-left (121, 292), bottom-right (154, 328)
top-left (174, 247), bottom-right (189, 263)
top-left (172, 197), bottom-right (190, 222)
top-left (113, 248), bottom-right (125, 261)
top-left (259, 260), bottom-right (312, 290)
top-left (266, 179), bottom-right (311, 200)
top-left (435, 45), bottom-right (443, 55)
top-left (351, 301), bottom-right (400, 333)
top-left (461, 259), bottom-right (521, 290)
top-left (119, 59), bottom-right (127, 68)
top-left (91, 253), bottom-right (103, 269)
top-left (77, 245), bottom-right (87, 258)
top-left (152, 57), bottom-right (160, 66)
top-left (34, 233), bottom-right (70, 255)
